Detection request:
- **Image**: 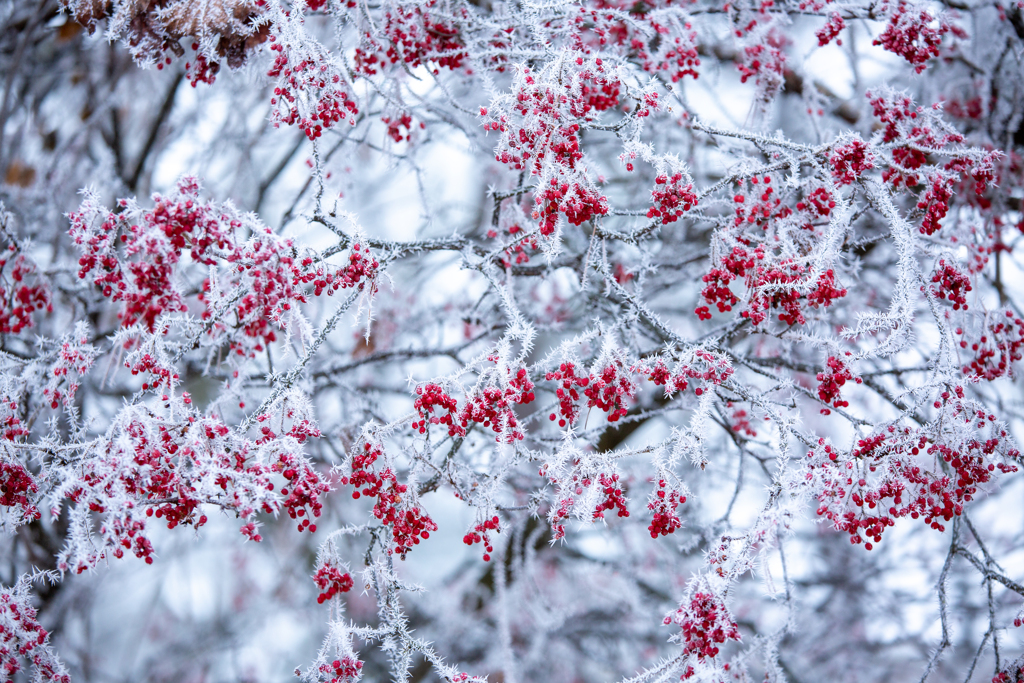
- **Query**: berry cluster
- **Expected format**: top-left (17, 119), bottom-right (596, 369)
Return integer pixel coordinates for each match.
top-left (536, 176), bottom-right (609, 236)
top-left (592, 473), bottom-right (629, 520)
top-left (317, 656), bottom-right (363, 683)
top-left (273, 452), bottom-right (329, 533)
top-left (930, 259), bottom-right (972, 310)
top-left (664, 587), bottom-right (740, 661)
top-left (383, 112), bottom-right (423, 143)
top-left (917, 173), bottom-right (955, 235)
top-left (344, 442), bottom-right (437, 557)
top-left (583, 361), bottom-right (637, 423)
top-left (463, 515), bottom-right (500, 561)
top-left (799, 187), bottom-right (836, 217)
top-left (736, 31), bottom-right (787, 100)
top-left (807, 398), bottom-right (1019, 550)
top-left (313, 562), bottom-right (354, 603)
top-left (648, 479), bottom-right (685, 538)
top-left (483, 59), bottom-right (612, 236)
top-left (572, 3), bottom-right (701, 84)
top-left (0, 582), bottom-right (69, 683)
top-left (0, 253), bottom-right (50, 336)
top-left (43, 330), bottom-right (97, 410)
top-left (459, 366), bottom-right (535, 442)
top-left (647, 173), bottom-right (698, 225)
top-left (729, 176), bottom-right (783, 229)
top-left (815, 12), bottom-right (846, 46)
top-left (816, 355), bottom-right (861, 414)
top-left (829, 136), bottom-right (875, 185)
top-left (354, 0), bottom-right (468, 76)
top-left (696, 246), bottom-right (759, 319)
top-left (546, 362), bottom-right (590, 427)
top-left (412, 383), bottom-right (463, 437)
top-left (959, 310), bottom-right (1024, 380)
top-left (729, 405), bottom-right (757, 438)
top-left (0, 459), bottom-right (39, 524)
top-left (872, 1), bottom-right (962, 73)
top-left (268, 36), bottom-right (358, 140)
top-left (642, 350), bottom-right (734, 398)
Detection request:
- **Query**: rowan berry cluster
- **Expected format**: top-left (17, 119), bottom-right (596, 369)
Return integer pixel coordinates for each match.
top-left (353, 0), bottom-right (468, 76)
top-left (829, 136), bottom-right (874, 185)
top-left (43, 331), bottom-right (97, 410)
top-left (0, 583), bottom-right (69, 683)
top-left (313, 562), bottom-right (354, 603)
top-left (463, 515), bottom-right (500, 561)
top-left (816, 355), bottom-right (861, 414)
top-left (412, 383), bottom-right (463, 437)
top-left (647, 173), bottom-right (697, 225)
top-left (729, 176), bottom-right (782, 229)
top-left (0, 253), bottom-right (50, 336)
top-left (268, 37), bottom-right (358, 140)
top-left (930, 259), bottom-right (972, 310)
top-left (736, 32), bottom-right (787, 99)
top-left (592, 473), bottom-right (629, 520)
top-left (317, 656), bottom-right (363, 683)
top-left (546, 362), bottom-right (590, 427)
top-left (273, 452), bottom-right (329, 533)
top-left (459, 366), bottom-right (535, 442)
top-left (815, 12), bottom-right (845, 46)
top-left (959, 310), bottom-right (1024, 380)
top-left (647, 479), bottom-right (684, 538)
top-left (571, 3), bottom-right (701, 84)
top-left (0, 460), bottom-right (39, 524)
top-left (583, 361), bottom-right (637, 423)
top-left (872, 1), bottom-right (962, 73)
top-left (641, 350), bottom-right (734, 398)
top-left (343, 442), bottom-right (437, 557)
top-left (696, 246), bottom-right (759, 319)
top-left (729, 405), bottom-right (757, 438)
top-left (807, 401), bottom-right (1019, 550)
top-left (664, 588), bottom-right (740, 661)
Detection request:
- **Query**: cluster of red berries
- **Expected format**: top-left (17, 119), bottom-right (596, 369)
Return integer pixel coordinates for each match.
top-left (344, 442), bottom-right (437, 557)
top-left (736, 35), bottom-right (787, 99)
top-left (592, 473), bottom-right (629, 520)
top-left (959, 310), bottom-right (1024, 380)
top-left (0, 253), bottom-right (50, 335)
top-left (412, 383), bottom-right (463, 437)
top-left (317, 656), bottom-right (363, 683)
top-left (268, 37), bottom-right (358, 140)
top-left (313, 562), bottom-right (354, 603)
top-left (809, 401), bottom-right (1019, 550)
top-left (274, 452), bottom-right (329, 533)
top-left (354, 0), bottom-right (468, 76)
top-left (0, 459), bottom-right (39, 523)
top-left (696, 246), bottom-right (759, 319)
top-left (463, 515), bottom-right (500, 561)
top-left (829, 137), bottom-right (874, 185)
top-left (816, 355), bottom-right (861, 414)
top-left (0, 584), bottom-right (68, 683)
top-left (730, 177), bottom-right (782, 229)
top-left (664, 589), bottom-right (740, 661)
top-left (930, 259), bottom-right (972, 310)
top-left (459, 366), bottom-right (535, 442)
top-left (647, 173), bottom-right (698, 225)
top-left (872, 1), bottom-right (962, 73)
top-left (648, 480), bottom-right (685, 538)
top-left (816, 11), bottom-right (846, 46)
top-left (572, 7), bottom-right (700, 84)
top-left (582, 361), bottom-right (637, 423)
top-left (546, 361), bottom-right (590, 427)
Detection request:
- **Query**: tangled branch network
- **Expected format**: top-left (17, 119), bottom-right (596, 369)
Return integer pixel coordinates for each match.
top-left (2, 0), bottom-right (1024, 681)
